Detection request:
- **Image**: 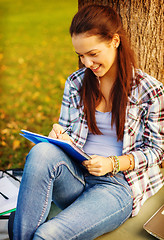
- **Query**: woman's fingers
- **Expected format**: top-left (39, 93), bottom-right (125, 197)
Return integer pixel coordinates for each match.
top-left (82, 155), bottom-right (112, 176)
top-left (52, 124), bottom-right (63, 136)
top-left (48, 129), bottom-right (58, 138)
top-left (48, 123), bottom-right (72, 141)
top-left (48, 124), bottom-right (63, 139)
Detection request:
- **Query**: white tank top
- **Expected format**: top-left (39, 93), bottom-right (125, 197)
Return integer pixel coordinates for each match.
top-left (83, 111), bottom-right (123, 157)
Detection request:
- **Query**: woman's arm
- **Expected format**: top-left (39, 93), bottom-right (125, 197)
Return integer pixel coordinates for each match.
top-left (82, 154), bottom-right (134, 176)
top-left (58, 79), bottom-right (72, 129)
top-left (130, 88), bottom-right (164, 171)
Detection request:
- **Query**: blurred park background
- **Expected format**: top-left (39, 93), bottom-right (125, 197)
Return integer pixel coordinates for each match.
top-left (0, 0), bottom-right (78, 169)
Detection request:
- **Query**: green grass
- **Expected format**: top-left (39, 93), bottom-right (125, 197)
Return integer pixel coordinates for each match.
top-left (0, 0), bottom-right (78, 169)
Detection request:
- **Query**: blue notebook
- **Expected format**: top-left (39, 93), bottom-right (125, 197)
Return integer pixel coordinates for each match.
top-left (20, 129), bottom-right (91, 163)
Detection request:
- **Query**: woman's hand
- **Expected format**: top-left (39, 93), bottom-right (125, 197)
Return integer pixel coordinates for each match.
top-left (82, 155), bottom-right (113, 176)
top-left (48, 123), bottom-right (71, 141)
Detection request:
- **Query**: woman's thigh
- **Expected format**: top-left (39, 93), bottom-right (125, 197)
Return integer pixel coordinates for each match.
top-left (13, 142), bottom-right (86, 240)
top-left (34, 176), bottom-right (133, 240)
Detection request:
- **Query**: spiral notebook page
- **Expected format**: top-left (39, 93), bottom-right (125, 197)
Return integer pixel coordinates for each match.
top-left (0, 176), bottom-right (19, 215)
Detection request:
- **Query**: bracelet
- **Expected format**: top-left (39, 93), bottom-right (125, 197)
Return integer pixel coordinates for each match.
top-left (127, 154), bottom-right (133, 171)
top-left (108, 156), bottom-right (120, 175)
top-left (109, 157), bottom-right (115, 174)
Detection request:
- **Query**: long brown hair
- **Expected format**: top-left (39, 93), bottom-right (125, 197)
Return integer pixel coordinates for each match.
top-left (70, 5), bottom-right (137, 140)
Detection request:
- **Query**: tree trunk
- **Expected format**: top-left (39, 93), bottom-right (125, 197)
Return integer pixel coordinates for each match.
top-left (78, 0), bottom-right (164, 83)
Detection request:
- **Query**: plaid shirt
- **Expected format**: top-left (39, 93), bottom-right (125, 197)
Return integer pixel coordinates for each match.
top-left (59, 68), bottom-right (164, 217)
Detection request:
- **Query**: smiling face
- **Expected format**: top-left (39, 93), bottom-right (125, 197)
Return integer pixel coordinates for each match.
top-left (72, 33), bottom-right (119, 80)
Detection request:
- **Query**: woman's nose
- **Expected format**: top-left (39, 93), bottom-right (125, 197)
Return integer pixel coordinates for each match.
top-left (82, 57), bottom-right (92, 68)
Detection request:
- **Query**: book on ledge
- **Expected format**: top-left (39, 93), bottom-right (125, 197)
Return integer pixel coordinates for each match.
top-left (20, 129), bottom-right (91, 163)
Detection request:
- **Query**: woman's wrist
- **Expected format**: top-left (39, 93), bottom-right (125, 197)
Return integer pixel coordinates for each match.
top-left (108, 156), bottom-right (120, 175)
top-left (119, 154), bottom-right (135, 171)
top-left (107, 154), bottom-right (134, 174)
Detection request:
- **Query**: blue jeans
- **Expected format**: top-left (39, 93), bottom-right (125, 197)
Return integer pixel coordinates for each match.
top-left (13, 142), bottom-right (133, 240)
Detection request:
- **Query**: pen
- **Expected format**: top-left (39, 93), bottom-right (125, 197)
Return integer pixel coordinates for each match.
top-left (0, 192), bottom-right (9, 200)
top-left (62, 125), bottom-right (72, 134)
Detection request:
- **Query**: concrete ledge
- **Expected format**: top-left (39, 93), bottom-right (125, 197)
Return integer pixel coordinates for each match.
top-left (48, 168), bottom-right (164, 240)
top-left (1, 170), bottom-right (163, 240)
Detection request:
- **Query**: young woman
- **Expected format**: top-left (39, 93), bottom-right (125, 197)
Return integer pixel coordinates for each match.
top-left (13, 5), bottom-right (164, 240)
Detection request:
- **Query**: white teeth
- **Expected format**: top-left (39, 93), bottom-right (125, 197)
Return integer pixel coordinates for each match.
top-left (92, 66), bottom-right (99, 70)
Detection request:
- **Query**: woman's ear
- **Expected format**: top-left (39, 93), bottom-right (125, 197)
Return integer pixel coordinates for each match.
top-left (111, 34), bottom-right (120, 48)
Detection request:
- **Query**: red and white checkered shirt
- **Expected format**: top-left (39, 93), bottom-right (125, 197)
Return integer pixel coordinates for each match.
top-left (59, 68), bottom-right (164, 217)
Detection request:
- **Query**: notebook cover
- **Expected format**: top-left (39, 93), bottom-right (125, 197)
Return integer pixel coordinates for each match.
top-left (20, 129), bottom-right (91, 163)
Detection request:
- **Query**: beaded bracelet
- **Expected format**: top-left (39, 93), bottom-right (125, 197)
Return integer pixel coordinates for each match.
top-left (108, 156), bottom-right (120, 175)
top-left (127, 154), bottom-right (133, 171)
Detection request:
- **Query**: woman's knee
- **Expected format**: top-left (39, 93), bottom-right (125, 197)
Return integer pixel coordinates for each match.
top-left (33, 221), bottom-right (64, 240)
top-left (28, 142), bottom-right (62, 162)
top-left (25, 143), bottom-right (64, 175)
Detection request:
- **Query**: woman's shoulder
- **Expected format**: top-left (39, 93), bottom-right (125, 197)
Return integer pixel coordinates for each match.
top-left (132, 69), bottom-right (164, 102)
top-left (69, 67), bottom-right (86, 79)
top-left (66, 67), bottom-right (86, 89)
top-left (134, 69), bottom-right (163, 89)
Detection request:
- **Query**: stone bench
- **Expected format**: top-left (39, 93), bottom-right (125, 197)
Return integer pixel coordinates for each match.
top-left (6, 169), bottom-right (164, 240)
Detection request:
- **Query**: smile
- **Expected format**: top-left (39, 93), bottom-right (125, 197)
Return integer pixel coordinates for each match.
top-left (91, 65), bottom-right (101, 72)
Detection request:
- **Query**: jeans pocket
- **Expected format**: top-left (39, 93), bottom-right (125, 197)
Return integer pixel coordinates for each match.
top-left (112, 174), bottom-right (133, 198)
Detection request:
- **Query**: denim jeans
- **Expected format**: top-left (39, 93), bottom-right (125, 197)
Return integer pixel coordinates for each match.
top-left (13, 142), bottom-right (133, 240)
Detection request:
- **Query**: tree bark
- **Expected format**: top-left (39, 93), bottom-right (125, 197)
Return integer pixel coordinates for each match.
top-left (78, 0), bottom-right (164, 83)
